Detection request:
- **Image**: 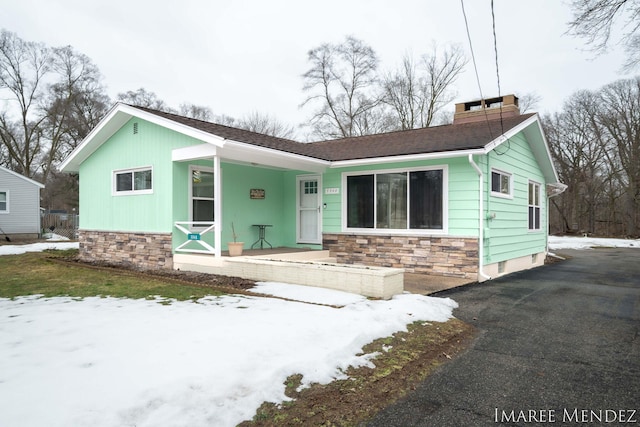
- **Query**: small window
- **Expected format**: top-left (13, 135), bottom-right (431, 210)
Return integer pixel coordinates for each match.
top-left (0, 191), bottom-right (8, 213)
top-left (113, 167), bottom-right (153, 195)
top-left (528, 181), bottom-right (541, 231)
top-left (191, 167), bottom-right (214, 224)
top-left (491, 169), bottom-right (512, 197)
top-left (304, 181), bottom-right (317, 195)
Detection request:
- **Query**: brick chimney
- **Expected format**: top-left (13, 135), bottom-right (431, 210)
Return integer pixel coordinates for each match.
top-left (453, 94), bottom-right (519, 125)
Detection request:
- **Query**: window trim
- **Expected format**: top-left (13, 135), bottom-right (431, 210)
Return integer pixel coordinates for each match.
top-left (490, 168), bottom-right (513, 199)
top-left (341, 165), bottom-right (448, 235)
top-left (528, 180), bottom-right (542, 232)
top-left (112, 166), bottom-right (153, 196)
top-left (189, 164), bottom-right (215, 227)
top-left (0, 190), bottom-right (9, 214)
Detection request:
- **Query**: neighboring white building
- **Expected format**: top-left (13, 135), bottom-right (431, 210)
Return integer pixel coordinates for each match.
top-left (0, 166), bottom-right (45, 239)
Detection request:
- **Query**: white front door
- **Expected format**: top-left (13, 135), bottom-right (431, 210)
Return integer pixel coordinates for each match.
top-left (297, 175), bottom-right (321, 244)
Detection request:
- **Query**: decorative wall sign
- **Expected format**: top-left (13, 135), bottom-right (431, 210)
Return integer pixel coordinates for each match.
top-left (250, 188), bottom-right (265, 199)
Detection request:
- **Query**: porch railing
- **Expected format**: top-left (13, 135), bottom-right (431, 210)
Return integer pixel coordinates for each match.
top-left (174, 221), bottom-right (218, 255)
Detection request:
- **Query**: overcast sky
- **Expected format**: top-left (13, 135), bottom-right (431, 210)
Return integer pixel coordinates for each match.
top-left (2, 0), bottom-right (631, 131)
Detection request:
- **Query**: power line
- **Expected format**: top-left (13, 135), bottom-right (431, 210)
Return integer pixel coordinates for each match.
top-left (460, 0), bottom-right (486, 106)
top-left (490, 0), bottom-right (505, 136)
top-left (460, 0), bottom-right (494, 140)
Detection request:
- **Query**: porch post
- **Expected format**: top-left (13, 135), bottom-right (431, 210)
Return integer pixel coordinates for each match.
top-left (214, 155), bottom-right (222, 257)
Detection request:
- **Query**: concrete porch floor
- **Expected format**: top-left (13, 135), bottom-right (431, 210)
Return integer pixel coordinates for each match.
top-left (219, 247), bottom-right (475, 295)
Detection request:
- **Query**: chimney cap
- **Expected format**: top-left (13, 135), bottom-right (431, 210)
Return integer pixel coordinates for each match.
top-left (453, 94), bottom-right (520, 124)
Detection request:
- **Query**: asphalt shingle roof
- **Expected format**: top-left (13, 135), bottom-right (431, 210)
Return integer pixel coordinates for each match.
top-left (134, 106), bottom-right (536, 161)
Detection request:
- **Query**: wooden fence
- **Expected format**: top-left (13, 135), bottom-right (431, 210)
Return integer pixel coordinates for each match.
top-left (41, 213), bottom-right (79, 240)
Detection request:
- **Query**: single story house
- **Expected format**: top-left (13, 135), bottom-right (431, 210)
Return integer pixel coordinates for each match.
top-left (60, 94), bottom-right (566, 295)
top-left (0, 165), bottom-right (45, 239)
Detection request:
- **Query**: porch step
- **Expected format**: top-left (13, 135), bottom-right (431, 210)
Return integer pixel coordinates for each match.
top-left (173, 253), bottom-right (403, 299)
top-left (252, 250), bottom-right (332, 261)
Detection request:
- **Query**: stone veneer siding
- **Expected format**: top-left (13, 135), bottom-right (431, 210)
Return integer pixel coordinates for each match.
top-left (78, 230), bottom-right (173, 270)
top-left (323, 233), bottom-right (479, 278)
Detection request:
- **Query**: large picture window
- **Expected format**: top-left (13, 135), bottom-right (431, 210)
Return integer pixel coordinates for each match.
top-left (113, 167), bottom-right (152, 195)
top-left (528, 181), bottom-right (541, 231)
top-left (191, 166), bottom-right (214, 224)
top-left (345, 167), bottom-right (445, 231)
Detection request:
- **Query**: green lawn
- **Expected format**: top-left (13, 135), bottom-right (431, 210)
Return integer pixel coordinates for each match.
top-left (0, 249), bottom-right (223, 300)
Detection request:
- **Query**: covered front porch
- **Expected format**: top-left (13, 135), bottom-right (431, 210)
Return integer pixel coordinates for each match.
top-left (170, 139), bottom-right (327, 259)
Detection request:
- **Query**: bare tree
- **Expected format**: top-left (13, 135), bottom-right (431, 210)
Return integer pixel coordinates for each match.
top-left (179, 103), bottom-right (214, 121)
top-left (44, 45), bottom-right (110, 175)
top-left (597, 77), bottom-right (640, 235)
top-left (0, 29), bottom-right (52, 178)
top-left (301, 36), bottom-right (382, 139)
top-left (545, 77), bottom-right (640, 237)
top-left (567, 0), bottom-right (640, 70)
top-left (518, 92), bottom-right (542, 113)
top-left (543, 91), bottom-right (611, 234)
top-left (117, 88), bottom-right (172, 111)
top-left (382, 44), bottom-right (467, 130)
top-left (235, 111), bottom-right (296, 139)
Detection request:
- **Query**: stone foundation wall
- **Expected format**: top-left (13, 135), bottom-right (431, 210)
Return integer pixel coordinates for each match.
top-left (78, 230), bottom-right (173, 270)
top-left (323, 233), bottom-right (479, 278)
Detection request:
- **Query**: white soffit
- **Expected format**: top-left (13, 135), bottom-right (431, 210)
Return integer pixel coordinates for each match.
top-left (172, 144), bottom-right (218, 162)
top-left (220, 140), bottom-right (328, 172)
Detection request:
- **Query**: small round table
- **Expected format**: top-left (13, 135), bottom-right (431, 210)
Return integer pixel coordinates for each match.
top-left (251, 224), bottom-right (273, 249)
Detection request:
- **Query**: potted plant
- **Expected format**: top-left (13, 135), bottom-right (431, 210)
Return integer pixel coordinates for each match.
top-left (227, 222), bottom-right (244, 256)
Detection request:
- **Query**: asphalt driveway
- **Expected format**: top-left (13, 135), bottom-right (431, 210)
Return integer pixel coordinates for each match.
top-left (368, 249), bottom-right (640, 426)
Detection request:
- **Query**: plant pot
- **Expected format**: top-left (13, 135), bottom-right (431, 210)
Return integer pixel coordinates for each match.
top-left (227, 242), bottom-right (244, 257)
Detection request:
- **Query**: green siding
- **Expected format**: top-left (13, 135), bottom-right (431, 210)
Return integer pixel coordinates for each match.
top-left (79, 117), bottom-right (321, 251)
top-left (79, 118), bottom-right (206, 233)
top-left (79, 116), bottom-right (548, 262)
top-left (219, 163), bottom-right (285, 248)
top-left (483, 133), bottom-right (547, 264)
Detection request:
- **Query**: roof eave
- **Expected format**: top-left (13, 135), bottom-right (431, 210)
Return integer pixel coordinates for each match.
top-left (60, 103), bottom-right (226, 173)
top-left (220, 139), bottom-right (330, 172)
top-left (329, 148), bottom-right (486, 168)
top-left (0, 165), bottom-right (45, 188)
top-left (484, 114), bottom-right (563, 185)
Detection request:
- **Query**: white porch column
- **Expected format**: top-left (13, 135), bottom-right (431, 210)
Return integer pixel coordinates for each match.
top-left (214, 155), bottom-right (222, 257)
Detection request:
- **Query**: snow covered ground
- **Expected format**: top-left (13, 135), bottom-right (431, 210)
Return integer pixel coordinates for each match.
top-left (0, 285), bottom-right (456, 426)
top-left (0, 241), bottom-right (78, 255)
top-left (548, 235), bottom-right (640, 250)
top-left (1, 235), bottom-right (637, 426)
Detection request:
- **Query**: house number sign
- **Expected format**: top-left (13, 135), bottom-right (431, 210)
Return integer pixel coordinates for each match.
top-left (250, 188), bottom-right (265, 199)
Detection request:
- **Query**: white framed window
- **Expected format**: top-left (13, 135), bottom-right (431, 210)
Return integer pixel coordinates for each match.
top-left (190, 165), bottom-right (215, 225)
top-left (0, 190), bottom-right (8, 213)
top-left (491, 169), bottom-right (512, 198)
top-left (112, 166), bottom-right (153, 195)
top-left (528, 180), bottom-right (541, 231)
top-left (343, 166), bottom-right (447, 233)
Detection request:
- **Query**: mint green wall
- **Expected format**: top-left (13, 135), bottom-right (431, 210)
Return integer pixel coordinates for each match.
top-left (79, 116), bottom-right (546, 260)
top-left (219, 163), bottom-right (284, 249)
top-left (79, 118), bottom-right (206, 232)
top-left (321, 158), bottom-right (481, 236)
top-left (483, 133), bottom-right (547, 264)
top-left (78, 117), bottom-right (320, 251)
